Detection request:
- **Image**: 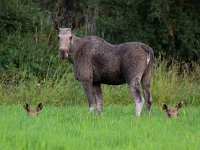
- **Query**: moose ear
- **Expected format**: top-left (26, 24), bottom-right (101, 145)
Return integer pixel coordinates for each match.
top-left (36, 103), bottom-right (43, 111)
top-left (176, 101), bottom-right (184, 110)
top-left (53, 21), bottom-right (59, 31)
top-left (70, 22), bottom-right (76, 31)
top-left (162, 103), bottom-right (168, 111)
top-left (23, 103), bottom-right (30, 112)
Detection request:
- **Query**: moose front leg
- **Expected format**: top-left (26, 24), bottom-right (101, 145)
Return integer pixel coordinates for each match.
top-left (93, 84), bottom-right (103, 113)
top-left (81, 82), bottom-right (96, 112)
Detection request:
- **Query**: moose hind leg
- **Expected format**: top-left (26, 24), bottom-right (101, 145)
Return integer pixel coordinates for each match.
top-left (82, 82), bottom-right (96, 112)
top-left (141, 81), bottom-right (152, 116)
top-left (129, 78), bottom-right (144, 117)
top-left (93, 84), bottom-right (103, 113)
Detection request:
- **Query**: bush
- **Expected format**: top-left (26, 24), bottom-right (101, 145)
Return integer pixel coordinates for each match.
top-left (0, 0), bottom-right (67, 81)
top-left (0, 0), bottom-right (43, 37)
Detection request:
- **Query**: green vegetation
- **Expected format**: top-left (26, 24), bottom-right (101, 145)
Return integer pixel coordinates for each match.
top-left (0, 0), bottom-right (199, 113)
top-left (0, 58), bottom-right (200, 106)
top-left (0, 0), bottom-right (200, 106)
top-left (0, 105), bottom-right (200, 149)
top-left (1, 0), bottom-right (200, 80)
top-left (0, 1), bottom-right (200, 149)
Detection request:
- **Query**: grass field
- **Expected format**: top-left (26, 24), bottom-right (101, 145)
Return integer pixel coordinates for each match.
top-left (0, 59), bottom-right (200, 150)
top-left (0, 104), bottom-right (200, 150)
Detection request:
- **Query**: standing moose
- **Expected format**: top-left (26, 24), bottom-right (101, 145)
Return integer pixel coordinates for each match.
top-left (53, 21), bottom-right (154, 117)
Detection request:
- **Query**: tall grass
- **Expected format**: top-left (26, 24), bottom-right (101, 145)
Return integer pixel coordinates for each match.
top-left (152, 58), bottom-right (200, 106)
top-left (0, 57), bottom-right (200, 106)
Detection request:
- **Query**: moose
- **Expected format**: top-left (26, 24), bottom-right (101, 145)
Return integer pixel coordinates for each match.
top-left (23, 102), bottom-right (43, 116)
top-left (53, 21), bottom-right (154, 117)
top-left (162, 101), bottom-right (184, 118)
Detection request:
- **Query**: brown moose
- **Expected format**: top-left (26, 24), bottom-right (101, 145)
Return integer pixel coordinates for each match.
top-left (162, 101), bottom-right (184, 118)
top-left (53, 21), bottom-right (154, 117)
top-left (23, 102), bottom-right (43, 116)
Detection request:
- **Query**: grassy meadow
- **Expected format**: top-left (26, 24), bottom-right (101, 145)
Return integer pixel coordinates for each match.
top-left (0, 105), bottom-right (200, 150)
top-left (0, 59), bottom-right (200, 150)
top-left (1, 1), bottom-right (200, 149)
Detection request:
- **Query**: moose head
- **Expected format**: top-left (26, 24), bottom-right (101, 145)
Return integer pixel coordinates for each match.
top-left (23, 102), bottom-right (43, 116)
top-left (162, 101), bottom-right (184, 118)
top-left (53, 21), bottom-right (73, 59)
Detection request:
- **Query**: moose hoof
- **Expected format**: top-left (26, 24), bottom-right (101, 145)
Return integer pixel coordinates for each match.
top-left (89, 105), bottom-right (96, 112)
top-left (135, 98), bottom-right (144, 117)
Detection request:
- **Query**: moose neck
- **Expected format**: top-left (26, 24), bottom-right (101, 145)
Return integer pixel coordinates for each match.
top-left (68, 35), bottom-right (84, 64)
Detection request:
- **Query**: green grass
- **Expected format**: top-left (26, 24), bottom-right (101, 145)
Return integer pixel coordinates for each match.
top-left (0, 105), bottom-right (200, 150)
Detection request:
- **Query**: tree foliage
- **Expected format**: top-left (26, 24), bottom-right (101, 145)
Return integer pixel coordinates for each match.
top-left (0, 0), bottom-right (200, 80)
top-left (0, 0), bottom-right (60, 81)
top-left (0, 0), bottom-right (43, 37)
top-left (96, 0), bottom-right (200, 62)
top-left (32, 0), bottom-right (200, 62)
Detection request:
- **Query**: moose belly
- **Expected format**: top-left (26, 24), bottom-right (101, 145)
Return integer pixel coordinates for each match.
top-left (93, 71), bottom-right (125, 85)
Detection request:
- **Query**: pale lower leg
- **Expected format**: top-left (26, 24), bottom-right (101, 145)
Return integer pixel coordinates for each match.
top-left (129, 78), bottom-right (144, 117)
